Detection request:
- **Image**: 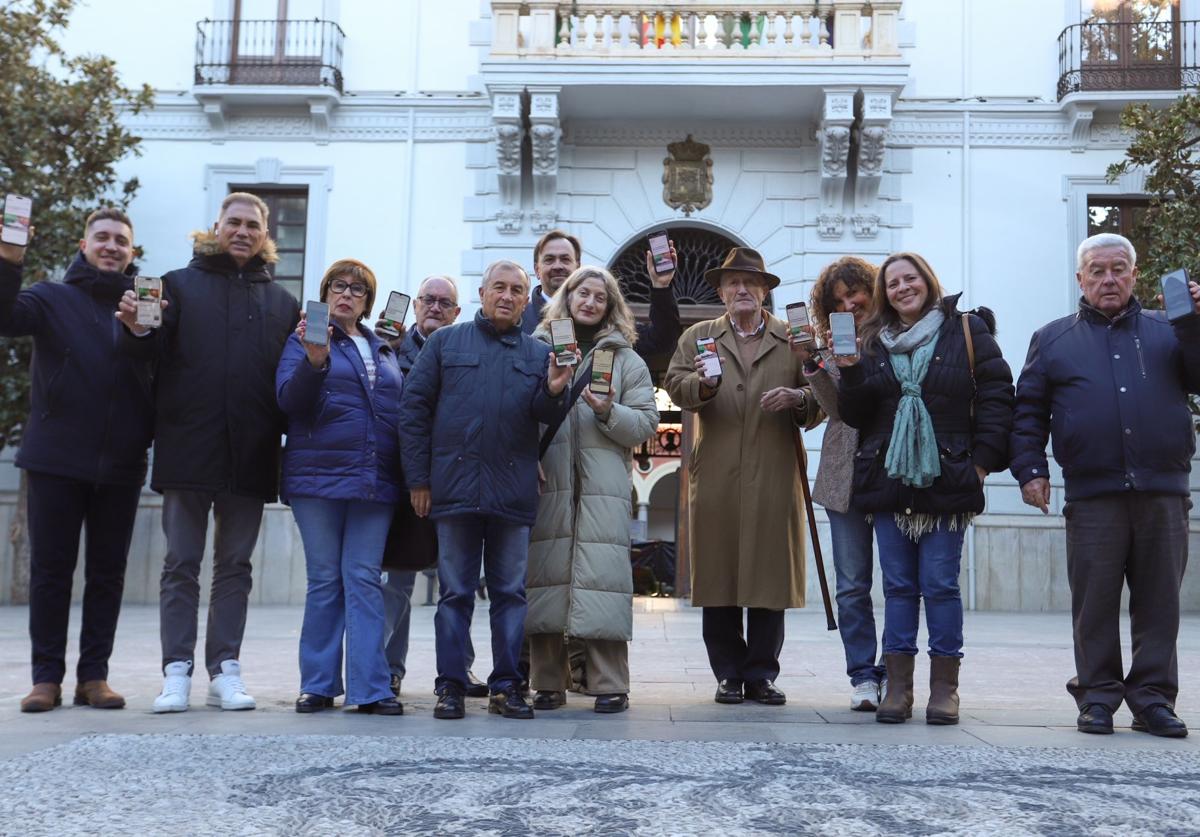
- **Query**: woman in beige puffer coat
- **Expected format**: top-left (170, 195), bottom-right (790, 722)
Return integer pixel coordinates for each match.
top-left (527, 266), bottom-right (659, 714)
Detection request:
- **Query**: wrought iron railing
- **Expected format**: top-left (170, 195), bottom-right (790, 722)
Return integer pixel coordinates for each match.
top-left (194, 18), bottom-right (345, 92)
top-left (1057, 19), bottom-right (1200, 99)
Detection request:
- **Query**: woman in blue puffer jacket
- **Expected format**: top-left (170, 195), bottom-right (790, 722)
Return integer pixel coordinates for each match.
top-left (276, 259), bottom-right (404, 716)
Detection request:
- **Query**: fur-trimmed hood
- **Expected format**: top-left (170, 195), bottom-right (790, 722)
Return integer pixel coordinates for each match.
top-left (188, 229), bottom-right (279, 264)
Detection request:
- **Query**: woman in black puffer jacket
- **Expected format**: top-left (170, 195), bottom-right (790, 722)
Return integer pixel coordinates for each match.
top-left (836, 252), bottom-right (1014, 726)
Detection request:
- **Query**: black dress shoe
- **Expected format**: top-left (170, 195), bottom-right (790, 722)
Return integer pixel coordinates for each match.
top-left (465, 670), bottom-right (489, 698)
top-left (488, 689), bottom-right (535, 719)
top-left (295, 693), bottom-right (334, 713)
top-left (745, 679), bottom-right (787, 706)
top-left (357, 697), bottom-right (404, 715)
top-left (532, 690), bottom-right (566, 710)
top-left (389, 674), bottom-right (402, 699)
top-left (1076, 703), bottom-right (1114, 735)
top-left (593, 694), bottom-right (629, 714)
top-left (1132, 704), bottom-right (1188, 738)
top-left (714, 679), bottom-right (744, 704)
top-left (434, 688), bottom-right (465, 720)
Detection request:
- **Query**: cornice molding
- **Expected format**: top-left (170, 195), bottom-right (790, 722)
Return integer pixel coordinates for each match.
top-left (888, 113), bottom-right (1133, 149)
top-left (563, 123), bottom-right (811, 147)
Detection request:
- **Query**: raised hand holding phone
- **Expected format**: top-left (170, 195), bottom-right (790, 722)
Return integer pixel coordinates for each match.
top-left (644, 231), bottom-right (678, 288)
top-left (694, 336), bottom-right (722, 388)
top-left (116, 287), bottom-right (168, 336)
top-left (299, 301), bottom-right (333, 369)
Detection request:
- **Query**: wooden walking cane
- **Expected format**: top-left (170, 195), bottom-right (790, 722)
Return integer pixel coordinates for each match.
top-left (793, 426), bottom-right (837, 631)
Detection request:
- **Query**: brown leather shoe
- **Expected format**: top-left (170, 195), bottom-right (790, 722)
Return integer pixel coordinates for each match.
top-left (74, 680), bottom-right (126, 709)
top-left (20, 683), bottom-right (62, 713)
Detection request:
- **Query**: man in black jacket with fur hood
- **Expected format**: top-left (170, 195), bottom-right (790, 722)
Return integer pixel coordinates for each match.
top-left (117, 192), bottom-right (299, 714)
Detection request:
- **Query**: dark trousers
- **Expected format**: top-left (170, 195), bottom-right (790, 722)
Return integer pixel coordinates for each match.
top-left (701, 606), bottom-right (785, 682)
top-left (1064, 493), bottom-right (1190, 714)
top-left (27, 471), bottom-right (141, 685)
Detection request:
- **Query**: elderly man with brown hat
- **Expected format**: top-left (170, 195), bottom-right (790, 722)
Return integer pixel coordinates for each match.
top-left (665, 247), bottom-right (822, 706)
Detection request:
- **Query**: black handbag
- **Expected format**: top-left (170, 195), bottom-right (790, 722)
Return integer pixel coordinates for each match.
top-left (381, 495), bottom-right (438, 572)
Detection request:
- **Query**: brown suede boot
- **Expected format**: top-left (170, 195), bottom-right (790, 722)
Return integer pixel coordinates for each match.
top-left (875, 654), bottom-right (914, 724)
top-left (20, 683), bottom-right (62, 713)
top-left (926, 656), bottom-right (961, 725)
top-left (74, 680), bottom-right (126, 709)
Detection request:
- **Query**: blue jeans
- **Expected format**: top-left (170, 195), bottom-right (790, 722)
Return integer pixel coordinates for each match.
top-left (873, 514), bottom-right (966, 659)
top-left (827, 509), bottom-right (885, 685)
top-left (291, 498), bottom-right (394, 705)
top-left (435, 515), bottom-right (529, 694)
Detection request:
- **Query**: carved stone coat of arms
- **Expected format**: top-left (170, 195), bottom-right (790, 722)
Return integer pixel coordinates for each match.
top-left (662, 135), bottom-right (713, 216)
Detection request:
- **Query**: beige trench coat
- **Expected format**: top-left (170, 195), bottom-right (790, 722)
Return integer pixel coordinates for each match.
top-left (664, 313), bottom-right (821, 610)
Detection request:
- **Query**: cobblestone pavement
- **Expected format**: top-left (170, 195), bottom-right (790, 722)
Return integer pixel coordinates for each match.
top-left (0, 604), bottom-right (1197, 835)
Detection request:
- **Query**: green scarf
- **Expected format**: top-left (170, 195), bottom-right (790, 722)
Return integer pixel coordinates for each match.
top-left (879, 308), bottom-right (945, 489)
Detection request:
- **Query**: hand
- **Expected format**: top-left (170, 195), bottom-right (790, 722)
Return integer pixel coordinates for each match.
top-left (831, 337), bottom-right (863, 368)
top-left (296, 316), bottom-right (332, 369)
top-left (115, 288), bottom-right (168, 337)
top-left (692, 353), bottom-right (720, 388)
top-left (789, 327), bottom-right (816, 361)
top-left (645, 241), bottom-right (678, 289)
top-left (760, 386), bottom-right (806, 413)
top-left (0, 225), bottom-right (32, 265)
top-left (1020, 477), bottom-right (1050, 515)
top-left (373, 317), bottom-right (406, 349)
top-left (410, 487), bottom-right (431, 518)
top-left (975, 465), bottom-right (988, 485)
top-left (545, 350), bottom-right (578, 396)
top-left (1192, 280), bottom-right (1200, 314)
top-left (581, 386), bottom-right (614, 420)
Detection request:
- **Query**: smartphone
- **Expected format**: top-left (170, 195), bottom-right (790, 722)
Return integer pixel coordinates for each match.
top-left (2, 194), bottom-right (32, 247)
top-left (590, 348), bottom-right (615, 394)
top-left (549, 318), bottom-right (578, 367)
top-left (648, 230), bottom-right (674, 275)
top-left (378, 291), bottom-right (411, 337)
top-left (696, 336), bottom-right (722, 379)
top-left (134, 276), bottom-right (162, 328)
top-left (303, 300), bottom-right (330, 346)
top-left (786, 302), bottom-right (813, 343)
top-left (830, 312), bottom-right (857, 357)
top-left (1162, 268), bottom-right (1195, 323)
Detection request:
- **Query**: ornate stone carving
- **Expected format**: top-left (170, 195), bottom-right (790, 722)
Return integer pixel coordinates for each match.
top-left (858, 126), bottom-right (887, 176)
top-left (662, 134), bottom-right (713, 216)
top-left (531, 122), bottom-right (560, 175)
top-left (492, 91), bottom-right (524, 234)
top-left (816, 89), bottom-right (855, 241)
top-left (820, 125), bottom-right (851, 176)
top-left (851, 213), bottom-right (879, 239)
top-left (496, 207), bottom-right (523, 234)
top-left (529, 208), bottom-right (558, 233)
top-left (852, 89), bottom-right (893, 239)
top-left (528, 89), bottom-right (560, 231)
top-left (495, 122), bottom-right (522, 175)
top-left (816, 213), bottom-right (844, 240)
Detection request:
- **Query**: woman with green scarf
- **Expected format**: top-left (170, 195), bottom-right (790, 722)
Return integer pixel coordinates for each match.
top-left (836, 253), bottom-right (1014, 726)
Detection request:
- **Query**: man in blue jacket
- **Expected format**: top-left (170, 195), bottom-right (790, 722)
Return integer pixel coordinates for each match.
top-left (400, 260), bottom-right (571, 719)
top-left (0, 208), bottom-right (154, 713)
top-left (1011, 233), bottom-right (1200, 739)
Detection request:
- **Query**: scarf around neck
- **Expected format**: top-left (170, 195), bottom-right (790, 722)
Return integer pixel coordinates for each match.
top-left (880, 307), bottom-right (945, 490)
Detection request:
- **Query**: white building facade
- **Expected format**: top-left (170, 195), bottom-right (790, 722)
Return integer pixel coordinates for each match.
top-left (0, 0), bottom-right (1196, 609)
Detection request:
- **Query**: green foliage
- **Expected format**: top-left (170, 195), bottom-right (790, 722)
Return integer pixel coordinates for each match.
top-left (1107, 95), bottom-right (1200, 428)
top-left (0, 0), bottom-right (153, 449)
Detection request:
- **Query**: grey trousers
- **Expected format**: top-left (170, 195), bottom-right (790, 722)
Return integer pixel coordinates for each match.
top-left (381, 570), bottom-right (474, 681)
top-left (529, 633), bottom-right (629, 695)
top-left (159, 490), bottom-right (264, 678)
top-left (1064, 493), bottom-right (1190, 714)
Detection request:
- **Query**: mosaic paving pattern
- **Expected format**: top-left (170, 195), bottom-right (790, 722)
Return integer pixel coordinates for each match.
top-left (2, 734), bottom-right (1198, 835)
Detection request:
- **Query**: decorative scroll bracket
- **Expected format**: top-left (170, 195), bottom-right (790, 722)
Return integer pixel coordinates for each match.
top-left (817, 88), bottom-right (855, 240)
top-left (492, 90), bottom-right (525, 234)
top-left (853, 89), bottom-right (892, 239)
top-left (528, 88), bottom-right (561, 233)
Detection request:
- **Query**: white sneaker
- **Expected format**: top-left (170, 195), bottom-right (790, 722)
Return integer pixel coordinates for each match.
top-left (206, 660), bottom-right (256, 711)
top-left (153, 661), bottom-right (192, 713)
top-left (850, 680), bottom-right (881, 712)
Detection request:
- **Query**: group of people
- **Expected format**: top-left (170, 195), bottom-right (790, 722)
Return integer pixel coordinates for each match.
top-left (2, 190), bottom-right (1196, 738)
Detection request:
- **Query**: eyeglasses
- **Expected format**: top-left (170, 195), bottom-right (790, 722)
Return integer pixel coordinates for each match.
top-left (330, 279), bottom-right (369, 298)
top-left (418, 295), bottom-right (457, 310)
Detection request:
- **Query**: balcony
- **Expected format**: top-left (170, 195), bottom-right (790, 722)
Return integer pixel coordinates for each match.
top-left (1057, 19), bottom-right (1200, 101)
top-left (194, 18), bottom-right (345, 93)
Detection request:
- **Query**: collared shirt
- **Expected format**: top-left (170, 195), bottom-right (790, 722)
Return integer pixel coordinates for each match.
top-left (731, 312), bottom-right (767, 339)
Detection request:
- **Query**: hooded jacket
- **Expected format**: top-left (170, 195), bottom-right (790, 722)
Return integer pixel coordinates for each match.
top-left (120, 231), bottom-right (300, 501)
top-left (0, 254), bottom-right (154, 486)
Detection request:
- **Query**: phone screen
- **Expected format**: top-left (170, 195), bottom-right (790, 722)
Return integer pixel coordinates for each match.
top-left (304, 301), bottom-right (330, 346)
top-left (786, 302), bottom-right (813, 342)
top-left (379, 291), bottom-right (411, 337)
top-left (2, 194), bottom-right (32, 247)
top-left (696, 336), bottom-right (722, 379)
top-left (830, 312), bottom-right (857, 356)
top-left (550, 317), bottom-right (578, 366)
top-left (1162, 269), bottom-right (1195, 322)
top-left (134, 276), bottom-right (162, 328)
top-left (591, 348), bottom-right (615, 394)
top-left (648, 231), bottom-right (674, 275)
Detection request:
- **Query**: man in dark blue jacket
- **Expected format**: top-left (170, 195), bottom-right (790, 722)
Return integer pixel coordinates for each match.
top-left (400, 260), bottom-right (571, 720)
top-left (1011, 233), bottom-right (1200, 739)
top-left (0, 208), bottom-right (154, 713)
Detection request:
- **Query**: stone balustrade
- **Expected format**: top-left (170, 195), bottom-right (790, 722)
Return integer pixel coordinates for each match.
top-left (490, 1), bottom-right (901, 59)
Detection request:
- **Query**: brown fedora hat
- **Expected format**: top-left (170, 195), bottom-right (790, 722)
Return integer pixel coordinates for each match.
top-left (703, 247), bottom-right (781, 290)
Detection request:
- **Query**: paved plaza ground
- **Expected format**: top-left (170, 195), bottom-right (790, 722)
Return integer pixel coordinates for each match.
top-left (0, 601), bottom-right (1197, 835)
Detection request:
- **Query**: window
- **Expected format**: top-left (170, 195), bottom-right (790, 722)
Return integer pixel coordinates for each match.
top-left (229, 0), bottom-right (334, 87)
top-left (231, 186), bottom-right (308, 301)
top-left (1087, 197), bottom-right (1150, 262)
top-left (1079, 0), bottom-right (1179, 90)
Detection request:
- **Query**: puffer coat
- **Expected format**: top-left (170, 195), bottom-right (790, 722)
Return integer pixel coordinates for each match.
top-left (526, 327), bottom-right (659, 641)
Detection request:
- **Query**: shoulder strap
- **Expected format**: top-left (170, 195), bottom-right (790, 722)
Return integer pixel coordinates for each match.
top-left (962, 313), bottom-right (976, 420)
top-left (539, 358), bottom-right (594, 460)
